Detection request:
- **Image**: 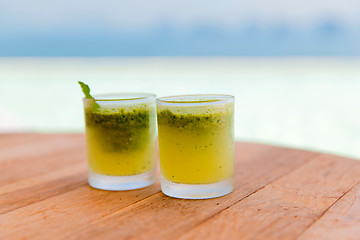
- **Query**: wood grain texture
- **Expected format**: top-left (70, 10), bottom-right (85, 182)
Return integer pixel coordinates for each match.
top-left (0, 134), bottom-right (86, 185)
top-left (298, 183), bottom-right (360, 240)
top-left (0, 134), bottom-right (359, 240)
top-left (179, 155), bottom-right (360, 240)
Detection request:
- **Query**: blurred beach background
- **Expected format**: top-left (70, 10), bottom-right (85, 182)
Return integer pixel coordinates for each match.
top-left (0, 0), bottom-right (359, 159)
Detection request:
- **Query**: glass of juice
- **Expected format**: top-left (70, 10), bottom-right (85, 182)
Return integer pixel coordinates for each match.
top-left (156, 94), bottom-right (234, 199)
top-left (83, 93), bottom-right (157, 190)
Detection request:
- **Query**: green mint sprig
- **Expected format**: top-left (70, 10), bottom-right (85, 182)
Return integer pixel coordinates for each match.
top-left (78, 81), bottom-right (100, 109)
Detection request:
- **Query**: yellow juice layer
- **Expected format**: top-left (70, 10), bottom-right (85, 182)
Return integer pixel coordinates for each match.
top-left (157, 107), bottom-right (234, 184)
top-left (86, 127), bottom-right (156, 176)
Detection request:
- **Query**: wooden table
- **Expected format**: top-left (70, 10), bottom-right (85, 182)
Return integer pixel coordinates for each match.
top-left (1, 134), bottom-right (360, 240)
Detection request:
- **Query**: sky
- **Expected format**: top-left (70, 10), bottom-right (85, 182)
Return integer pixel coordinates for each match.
top-left (1, 0), bottom-right (360, 56)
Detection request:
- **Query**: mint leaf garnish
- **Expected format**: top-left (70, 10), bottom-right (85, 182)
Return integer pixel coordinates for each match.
top-left (78, 81), bottom-right (94, 99)
top-left (78, 81), bottom-right (100, 109)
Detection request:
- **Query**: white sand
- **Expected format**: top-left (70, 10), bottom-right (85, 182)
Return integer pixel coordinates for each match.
top-left (0, 57), bottom-right (359, 159)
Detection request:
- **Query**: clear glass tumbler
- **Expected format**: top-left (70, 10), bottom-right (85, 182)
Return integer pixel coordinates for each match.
top-left (157, 94), bottom-right (234, 199)
top-left (83, 93), bottom-right (157, 190)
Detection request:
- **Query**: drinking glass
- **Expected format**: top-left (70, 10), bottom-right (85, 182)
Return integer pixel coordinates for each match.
top-left (83, 93), bottom-right (157, 190)
top-left (157, 94), bottom-right (234, 199)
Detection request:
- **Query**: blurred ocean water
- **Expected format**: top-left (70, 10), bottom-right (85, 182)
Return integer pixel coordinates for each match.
top-left (2, 20), bottom-right (360, 56)
top-left (0, 57), bottom-right (359, 159)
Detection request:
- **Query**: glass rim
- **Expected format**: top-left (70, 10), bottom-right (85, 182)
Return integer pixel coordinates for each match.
top-left (156, 94), bottom-right (234, 106)
top-left (83, 93), bottom-right (156, 102)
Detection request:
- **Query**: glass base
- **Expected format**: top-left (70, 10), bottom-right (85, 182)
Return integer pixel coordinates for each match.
top-left (161, 177), bottom-right (233, 199)
top-left (88, 169), bottom-right (155, 191)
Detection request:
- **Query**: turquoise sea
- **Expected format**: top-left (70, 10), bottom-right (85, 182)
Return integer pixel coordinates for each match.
top-left (0, 57), bottom-right (359, 159)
